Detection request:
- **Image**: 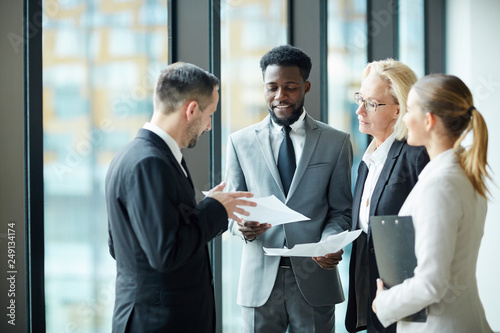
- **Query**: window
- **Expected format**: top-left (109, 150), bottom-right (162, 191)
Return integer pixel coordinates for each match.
top-left (220, 0), bottom-right (288, 331)
top-left (327, 0), bottom-right (368, 170)
top-left (327, 1), bottom-right (367, 331)
top-left (42, 0), bottom-right (168, 330)
top-left (398, 0), bottom-right (425, 78)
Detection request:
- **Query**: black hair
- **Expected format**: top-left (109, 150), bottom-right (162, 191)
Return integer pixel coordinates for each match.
top-left (259, 45), bottom-right (312, 81)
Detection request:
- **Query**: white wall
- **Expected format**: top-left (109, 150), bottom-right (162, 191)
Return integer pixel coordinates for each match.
top-left (447, 0), bottom-right (500, 330)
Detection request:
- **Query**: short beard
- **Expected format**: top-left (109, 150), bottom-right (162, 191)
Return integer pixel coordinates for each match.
top-left (269, 103), bottom-right (304, 126)
top-left (187, 137), bottom-right (198, 148)
top-left (186, 118), bottom-right (202, 148)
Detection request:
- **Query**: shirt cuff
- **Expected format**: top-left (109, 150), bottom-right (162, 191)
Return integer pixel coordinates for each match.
top-left (243, 236), bottom-right (256, 243)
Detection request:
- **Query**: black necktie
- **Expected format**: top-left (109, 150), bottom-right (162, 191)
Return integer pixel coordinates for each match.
top-left (181, 157), bottom-right (194, 189)
top-left (277, 125), bottom-right (296, 197)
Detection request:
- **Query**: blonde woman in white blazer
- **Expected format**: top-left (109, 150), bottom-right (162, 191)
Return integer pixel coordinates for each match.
top-left (372, 74), bottom-right (493, 333)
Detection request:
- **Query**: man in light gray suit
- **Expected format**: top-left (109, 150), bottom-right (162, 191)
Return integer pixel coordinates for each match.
top-left (225, 45), bottom-right (353, 332)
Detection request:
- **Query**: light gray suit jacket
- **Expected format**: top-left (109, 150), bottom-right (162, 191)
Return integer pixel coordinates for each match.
top-left (226, 114), bottom-right (353, 307)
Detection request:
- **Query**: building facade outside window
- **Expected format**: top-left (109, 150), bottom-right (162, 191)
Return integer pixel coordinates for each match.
top-left (220, 1), bottom-right (288, 331)
top-left (42, 0), bottom-right (169, 331)
top-left (40, 1), bottom-right (427, 332)
top-left (398, 0), bottom-right (424, 78)
top-left (327, 1), bottom-right (367, 331)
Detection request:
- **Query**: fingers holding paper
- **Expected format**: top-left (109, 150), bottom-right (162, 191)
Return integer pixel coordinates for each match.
top-left (312, 249), bottom-right (344, 270)
top-left (237, 220), bottom-right (272, 240)
top-left (208, 182), bottom-right (256, 223)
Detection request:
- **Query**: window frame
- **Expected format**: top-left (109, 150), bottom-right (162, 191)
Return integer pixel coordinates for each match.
top-left (24, 0), bottom-right (445, 331)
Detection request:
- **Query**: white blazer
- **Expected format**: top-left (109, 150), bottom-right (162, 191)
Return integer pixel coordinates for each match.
top-left (375, 149), bottom-right (492, 333)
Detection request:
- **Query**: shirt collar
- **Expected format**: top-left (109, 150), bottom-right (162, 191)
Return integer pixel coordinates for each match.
top-left (271, 108), bottom-right (306, 133)
top-left (362, 132), bottom-right (396, 167)
top-left (143, 122), bottom-right (183, 165)
top-left (418, 148), bottom-right (456, 180)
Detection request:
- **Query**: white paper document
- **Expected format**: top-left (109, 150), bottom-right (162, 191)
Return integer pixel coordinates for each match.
top-left (235, 195), bottom-right (310, 226)
top-left (263, 229), bottom-right (363, 257)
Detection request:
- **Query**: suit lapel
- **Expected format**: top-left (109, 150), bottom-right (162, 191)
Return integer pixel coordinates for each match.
top-left (369, 140), bottom-right (404, 217)
top-left (352, 161), bottom-right (368, 230)
top-left (287, 115), bottom-right (319, 200)
top-left (137, 129), bottom-right (194, 194)
top-left (254, 116), bottom-right (285, 196)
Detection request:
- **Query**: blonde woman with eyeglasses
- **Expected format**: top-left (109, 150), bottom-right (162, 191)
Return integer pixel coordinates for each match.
top-left (346, 59), bottom-right (430, 333)
top-left (372, 74), bottom-right (493, 333)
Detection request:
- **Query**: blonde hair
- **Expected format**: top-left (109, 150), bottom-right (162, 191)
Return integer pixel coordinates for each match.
top-left (412, 74), bottom-right (491, 198)
top-left (362, 59), bottom-right (418, 140)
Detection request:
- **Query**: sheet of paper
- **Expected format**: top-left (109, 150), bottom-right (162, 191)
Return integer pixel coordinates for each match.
top-left (263, 229), bottom-right (363, 257)
top-left (235, 195), bottom-right (310, 226)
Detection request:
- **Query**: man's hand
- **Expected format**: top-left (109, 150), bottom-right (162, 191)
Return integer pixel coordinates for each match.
top-left (237, 220), bottom-right (271, 240)
top-left (312, 249), bottom-right (344, 270)
top-left (207, 182), bottom-right (256, 223)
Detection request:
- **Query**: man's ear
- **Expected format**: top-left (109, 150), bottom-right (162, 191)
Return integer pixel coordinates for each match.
top-left (304, 81), bottom-right (311, 94)
top-left (185, 100), bottom-right (198, 121)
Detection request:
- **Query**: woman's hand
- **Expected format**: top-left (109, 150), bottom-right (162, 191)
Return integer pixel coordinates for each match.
top-left (372, 278), bottom-right (385, 314)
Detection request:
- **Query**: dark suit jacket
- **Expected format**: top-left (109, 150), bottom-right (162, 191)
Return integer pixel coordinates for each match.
top-left (345, 140), bottom-right (429, 333)
top-left (105, 129), bottom-right (227, 333)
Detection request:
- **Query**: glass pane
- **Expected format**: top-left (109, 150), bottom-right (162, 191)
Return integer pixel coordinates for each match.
top-left (399, 0), bottom-right (425, 78)
top-left (327, 1), bottom-right (367, 332)
top-left (327, 0), bottom-right (367, 188)
top-left (42, 0), bottom-right (168, 331)
top-left (220, 0), bottom-right (287, 331)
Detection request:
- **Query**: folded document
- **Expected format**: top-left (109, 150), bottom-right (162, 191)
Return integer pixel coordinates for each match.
top-left (235, 195), bottom-right (310, 226)
top-left (263, 229), bottom-right (362, 257)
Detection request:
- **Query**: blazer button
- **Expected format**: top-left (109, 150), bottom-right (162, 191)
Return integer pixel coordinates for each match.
top-left (370, 248), bottom-right (375, 254)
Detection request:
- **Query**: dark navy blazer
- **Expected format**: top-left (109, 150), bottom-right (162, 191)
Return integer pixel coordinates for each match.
top-left (345, 140), bottom-right (429, 333)
top-left (106, 129), bottom-right (227, 333)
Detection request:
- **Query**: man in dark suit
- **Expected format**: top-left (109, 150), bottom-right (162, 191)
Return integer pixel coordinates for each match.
top-left (105, 62), bottom-right (255, 333)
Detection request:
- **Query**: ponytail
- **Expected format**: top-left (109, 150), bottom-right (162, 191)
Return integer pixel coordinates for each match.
top-left (412, 74), bottom-right (492, 198)
top-left (454, 107), bottom-right (491, 198)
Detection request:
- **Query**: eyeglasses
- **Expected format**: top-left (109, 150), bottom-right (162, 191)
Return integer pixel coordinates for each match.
top-left (354, 92), bottom-right (396, 112)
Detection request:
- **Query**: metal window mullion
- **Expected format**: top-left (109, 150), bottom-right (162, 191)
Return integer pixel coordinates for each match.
top-left (25, 0), bottom-right (46, 331)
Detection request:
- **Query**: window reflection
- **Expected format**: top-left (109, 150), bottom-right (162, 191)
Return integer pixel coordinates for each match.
top-left (42, 0), bottom-right (168, 331)
top-left (220, 0), bottom-right (287, 331)
top-left (399, 0), bottom-right (425, 78)
top-left (327, 1), bottom-right (367, 332)
top-left (327, 0), bottom-right (367, 168)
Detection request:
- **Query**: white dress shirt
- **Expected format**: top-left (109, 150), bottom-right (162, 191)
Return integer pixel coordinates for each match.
top-left (270, 109), bottom-right (306, 166)
top-left (375, 149), bottom-right (492, 333)
top-left (143, 122), bottom-right (187, 176)
top-left (359, 133), bottom-right (395, 233)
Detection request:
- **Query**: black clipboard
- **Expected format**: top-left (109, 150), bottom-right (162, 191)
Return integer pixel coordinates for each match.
top-left (370, 215), bottom-right (427, 322)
